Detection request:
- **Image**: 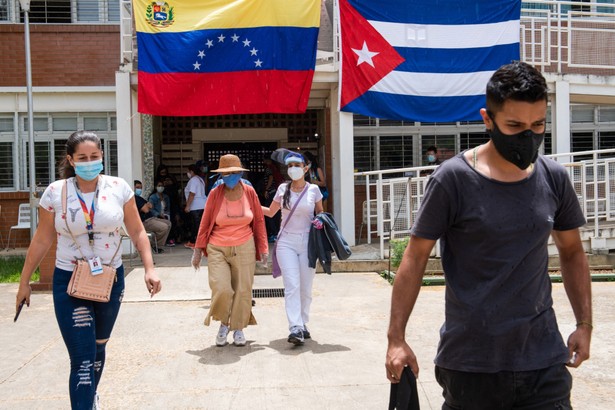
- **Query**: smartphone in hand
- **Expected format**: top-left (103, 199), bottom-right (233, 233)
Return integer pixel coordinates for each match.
top-left (14, 299), bottom-right (26, 322)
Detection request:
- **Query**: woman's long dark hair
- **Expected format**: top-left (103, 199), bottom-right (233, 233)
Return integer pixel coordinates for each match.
top-left (304, 151), bottom-right (319, 170)
top-left (58, 131), bottom-right (102, 178)
top-left (282, 181), bottom-right (293, 209)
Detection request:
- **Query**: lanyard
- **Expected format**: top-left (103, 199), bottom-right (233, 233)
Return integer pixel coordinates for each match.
top-left (73, 177), bottom-right (100, 247)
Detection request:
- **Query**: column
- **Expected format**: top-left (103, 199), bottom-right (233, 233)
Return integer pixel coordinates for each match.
top-left (330, 84), bottom-right (356, 246)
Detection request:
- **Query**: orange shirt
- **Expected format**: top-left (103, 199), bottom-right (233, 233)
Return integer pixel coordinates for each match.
top-left (208, 195), bottom-right (254, 246)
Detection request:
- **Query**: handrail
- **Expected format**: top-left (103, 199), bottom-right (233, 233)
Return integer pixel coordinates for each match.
top-left (355, 148), bottom-right (615, 258)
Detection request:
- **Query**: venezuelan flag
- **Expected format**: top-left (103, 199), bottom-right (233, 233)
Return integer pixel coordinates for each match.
top-left (134, 0), bottom-right (321, 116)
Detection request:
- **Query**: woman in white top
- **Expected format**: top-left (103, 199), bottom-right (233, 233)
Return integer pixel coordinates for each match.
top-left (15, 131), bottom-right (161, 409)
top-left (183, 164), bottom-right (207, 248)
top-left (262, 152), bottom-right (323, 345)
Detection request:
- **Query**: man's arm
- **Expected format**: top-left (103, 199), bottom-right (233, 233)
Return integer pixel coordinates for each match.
top-left (386, 235), bottom-right (436, 382)
top-left (551, 228), bottom-right (592, 368)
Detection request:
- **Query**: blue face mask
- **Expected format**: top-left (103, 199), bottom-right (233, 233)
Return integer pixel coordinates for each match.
top-left (222, 173), bottom-right (242, 189)
top-left (135, 188), bottom-right (142, 196)
top-left (74, 159), bottom-right (103, 181)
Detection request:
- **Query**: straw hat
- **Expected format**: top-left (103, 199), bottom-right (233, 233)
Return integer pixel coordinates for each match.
top-left (212, 154), bottom-right (249, 173)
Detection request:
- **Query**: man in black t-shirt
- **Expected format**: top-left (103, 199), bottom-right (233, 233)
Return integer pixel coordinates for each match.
top-left (386, 62), bottom-right (592, 409)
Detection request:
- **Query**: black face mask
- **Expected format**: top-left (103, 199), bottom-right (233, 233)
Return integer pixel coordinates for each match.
top-left (488, 120), bottom-right (545, 170)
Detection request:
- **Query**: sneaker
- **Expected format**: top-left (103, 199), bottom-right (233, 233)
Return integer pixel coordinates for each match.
top-left (152, 247), bottom-right (164, 254)
top-left (216, 323), bottom-right (229, 346)
top-left (233, 330), bottom-right (246, 346)
top-left (165, 240), bottom-right (175, 247)
top-left (303, 326), bottom-right (311, 340)
top-left (92, 392), bottom-right (101, 410)
top-left (288, 327), bottom-right (304, 345)
top-left (184, 242), bottom-right (195, 249)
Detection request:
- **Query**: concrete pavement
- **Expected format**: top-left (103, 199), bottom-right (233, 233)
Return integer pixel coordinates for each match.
top-left (1, 249), bottom-right (615, 409)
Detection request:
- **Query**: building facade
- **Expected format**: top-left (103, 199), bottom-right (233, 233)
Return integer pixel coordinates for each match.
top-left (1, 0), bottom-right (615, 253)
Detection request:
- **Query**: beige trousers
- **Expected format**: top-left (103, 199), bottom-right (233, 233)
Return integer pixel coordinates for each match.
top-left (204, 237), bottom-right (257, 330)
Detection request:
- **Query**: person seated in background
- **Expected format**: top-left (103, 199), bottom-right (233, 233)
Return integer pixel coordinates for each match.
top-left (420, 145), bottom-right (442, 177)
top-left (148, 179), bottom-right (176, 247)
top-left (134, 180), bottom-right (172, 254)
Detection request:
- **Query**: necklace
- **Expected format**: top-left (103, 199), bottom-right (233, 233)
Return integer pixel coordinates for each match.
top-left (290, 182), bottom-right (307, 192)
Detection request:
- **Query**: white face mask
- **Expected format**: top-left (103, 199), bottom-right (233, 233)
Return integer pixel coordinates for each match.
top-left (287, 166), bottom-right (304, 181)
top-left (186, 172), bottom-right (192, 179)
top-left (156, 186), bottom-right (164, 193)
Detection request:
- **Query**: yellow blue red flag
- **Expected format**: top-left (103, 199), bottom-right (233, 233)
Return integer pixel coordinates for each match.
top-left (134, 0), bottom-right (321, 116)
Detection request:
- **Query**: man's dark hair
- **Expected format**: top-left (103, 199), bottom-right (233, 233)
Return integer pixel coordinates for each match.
top-left (486, 61), bottom-right (548, 114)
top-left (426, 146), bottom-right (438, 153)
top-left (134, 180), bottom-right (142, 186)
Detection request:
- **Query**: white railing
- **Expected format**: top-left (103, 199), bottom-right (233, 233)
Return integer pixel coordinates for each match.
top-left (521, 0), bottom-right (615, 73)
top-left (355, 148), bottom-right (615, 258)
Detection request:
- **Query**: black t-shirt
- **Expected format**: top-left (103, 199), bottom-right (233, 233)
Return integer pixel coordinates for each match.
top-left (411, 153), bottom-right (586, 372)
top-left (135, 195), bottom-right (153, 222)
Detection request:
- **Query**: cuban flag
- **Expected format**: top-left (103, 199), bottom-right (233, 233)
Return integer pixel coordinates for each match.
top-left (339, 0), bottom-right (521, 122)
top-left (134, 0), bottom-right (320, 116)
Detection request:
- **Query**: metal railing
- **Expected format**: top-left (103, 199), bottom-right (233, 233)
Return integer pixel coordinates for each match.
top-left (355, 148), bottom-right (615, 259)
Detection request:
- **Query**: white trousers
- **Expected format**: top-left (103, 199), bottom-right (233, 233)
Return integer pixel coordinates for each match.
top-left (276, 231), bottom-right (315, 330)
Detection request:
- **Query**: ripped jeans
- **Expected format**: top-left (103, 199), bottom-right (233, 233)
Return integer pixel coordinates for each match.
top-left (53, 266), bottom-right (125, 410)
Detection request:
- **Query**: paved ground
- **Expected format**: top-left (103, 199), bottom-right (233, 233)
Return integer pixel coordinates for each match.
top-left (1, 246), bottom-right (615, 409)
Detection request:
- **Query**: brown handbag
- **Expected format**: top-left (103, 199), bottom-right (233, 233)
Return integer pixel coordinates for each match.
top-left (62, 179), bottom-right (120, 302)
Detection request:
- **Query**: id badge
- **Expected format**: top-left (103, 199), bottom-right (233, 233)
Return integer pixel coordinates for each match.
top-left (88, 256), bottom-right (104, 275)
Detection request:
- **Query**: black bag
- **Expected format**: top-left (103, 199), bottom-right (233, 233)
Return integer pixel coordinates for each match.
top-left (388, 367), bottom-right (420, 410)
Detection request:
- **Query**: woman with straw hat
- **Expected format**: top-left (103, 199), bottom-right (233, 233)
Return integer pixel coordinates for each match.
top-left (191, 154), bottom-right (268, 346)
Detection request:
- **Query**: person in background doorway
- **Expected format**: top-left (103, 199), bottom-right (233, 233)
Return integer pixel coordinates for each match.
top-left (386, 61), bottom-right (591, 409)
top-left (134, 180), bottom-right (171, 254)
top-left (183, 164), bottom-right (207, 248)
top-left (16, 131), bottom-right (161, 409)
top-left (303, 151), bottom-right (328, 203)
top-left (156, 164), bottom-right (181, 244)
top-left (262, 151), bottom-right (323, 345)
top-left (148, 179), bottom-right (176, 247)
top-left (191, 154), bottom-right (268, 347)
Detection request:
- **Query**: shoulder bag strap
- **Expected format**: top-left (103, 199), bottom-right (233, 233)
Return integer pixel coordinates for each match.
top-left (62, 178), bottom-right (123, 265)
top-left (278, 183), bottom-right (309, 240)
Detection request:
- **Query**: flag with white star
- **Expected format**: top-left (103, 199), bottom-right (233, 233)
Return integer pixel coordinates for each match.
top-left (134, 0), bottom-right (320, 116)
top-left (339, 0), bottom-right (521, 122)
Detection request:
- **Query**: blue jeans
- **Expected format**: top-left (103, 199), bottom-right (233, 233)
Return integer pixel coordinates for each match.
top-left (53, 266), bottom-right (125, 410)
top-left (435, 364), bottom-right (572, 410)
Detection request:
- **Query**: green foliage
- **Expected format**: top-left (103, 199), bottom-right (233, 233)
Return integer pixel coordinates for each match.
top-left (0, 256), bottom-right (39, 283)
top-left (379, 270), bottom-right (394, 285)
top-left (390, 237), bottom-right (410, 268)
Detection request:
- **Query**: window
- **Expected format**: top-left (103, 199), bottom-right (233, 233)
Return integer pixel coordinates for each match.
top-left (84, 117), bottom-right (108, 131)
top-left (52, 117), bottom-right (78, 131)
top-left (28, 0), bottom-right (71, 24)
top-left (354, 135), bottom-right (376, 174)
top-left (24, 141), bottom-right (51, 189)
top-left (0, 117), bottom-right (13, 132)
top-left (24, 117), bottom-right (49, 132)
top-left (0, 0), bottom-right (10, 22)
top-left (0, 142), bottom-right (13, 188)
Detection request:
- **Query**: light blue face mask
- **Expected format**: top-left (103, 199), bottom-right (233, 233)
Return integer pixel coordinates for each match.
top-left (135, 188), bottom-right (142, 196)
top-left (74, 159), bottom-right (103, 181)
top-left (222, 173), bottom-right (242, 189)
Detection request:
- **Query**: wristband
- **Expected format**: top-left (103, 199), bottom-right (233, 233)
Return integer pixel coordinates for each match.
top-left (576, 321), bottom-right (593, 329)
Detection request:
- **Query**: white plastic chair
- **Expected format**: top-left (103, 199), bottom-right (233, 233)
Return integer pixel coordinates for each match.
top-left (119, 225), bottom-right (157, 267)
top-left (7, 203), bottom-right (31, 249)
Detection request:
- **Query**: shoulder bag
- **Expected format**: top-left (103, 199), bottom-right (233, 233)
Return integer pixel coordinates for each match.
top-left (62, 179), bottom-right (120, 302)
top-left (271, 183), bottom-right (309, 278)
